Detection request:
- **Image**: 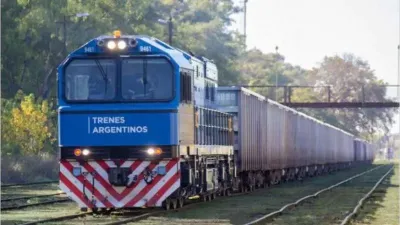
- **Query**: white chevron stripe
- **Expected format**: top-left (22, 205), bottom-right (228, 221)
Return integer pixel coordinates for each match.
top-left (120, 160), bottom-right (167, 206)
top-left (89, 160), bottom-right (148, 195)
top-left (59, 181), bottom-right (88, 208)
top-left (88, 161), bottom-right (109, 182)
top-left (61, 159), bottom-right (181, 208)
top-left (121, 161), bottom-right (133, 167)
top-left (60, 163), bottom-right (105, 208)
top-left (155, 179), bottom-right (181, 206)
top-left (135, 160), bottom-right (179, 207)
top-left (80, 166), bottom-right (120, 207)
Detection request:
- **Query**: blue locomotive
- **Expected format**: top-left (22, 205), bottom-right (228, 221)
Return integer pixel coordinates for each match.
top-left (57, 30), bottom-right (374, 211)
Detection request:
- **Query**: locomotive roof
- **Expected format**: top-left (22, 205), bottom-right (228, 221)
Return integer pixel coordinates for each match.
top-left (68, 34), bottom-right (195, 69)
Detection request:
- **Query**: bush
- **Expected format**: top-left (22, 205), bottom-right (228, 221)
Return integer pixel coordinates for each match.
top-left (1, 153), bottom-right (58, 184)
top-left (1, 91), bottom-right (58, 184)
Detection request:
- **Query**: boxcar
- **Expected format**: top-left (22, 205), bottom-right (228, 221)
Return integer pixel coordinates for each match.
top-left (216, 87), bottom-right (356, 186)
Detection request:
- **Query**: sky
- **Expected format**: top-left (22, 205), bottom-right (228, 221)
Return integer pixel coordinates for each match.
top-left (230, 0), bottom-right (400, 134)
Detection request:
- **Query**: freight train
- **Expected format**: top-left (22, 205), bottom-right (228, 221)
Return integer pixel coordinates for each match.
top-left (57, 31), bottom-right (375, 211)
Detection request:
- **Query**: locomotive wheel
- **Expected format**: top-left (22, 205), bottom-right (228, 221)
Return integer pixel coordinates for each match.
top-left (91, 208), bottom-right (99, 213)
top-left (207, 194), bottom-right (212, 201)
top-left (212, 192), bottom-right (217, 200)
top-left (177, 197), bottom-right (184, 208)
top-left (262, 182), bottom-right (268, 188)
top-left (202, 195), bottom-right (207, 202)
top-left (163, 199), bottom-right (171, 210)
top-left (276, 173), bottom-right (282, 184)
top-left (171, 199), bottom-right (178, 209)
top-left (80, 207), bottom-right (88, 212)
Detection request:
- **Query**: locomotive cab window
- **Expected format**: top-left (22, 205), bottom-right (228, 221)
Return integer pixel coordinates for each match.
top-left (63, 58), bottom-right (174, 102)
top-left (64, 59), bottom-right (117, 101)
top-left (121, 58), bottom-right (173, 101)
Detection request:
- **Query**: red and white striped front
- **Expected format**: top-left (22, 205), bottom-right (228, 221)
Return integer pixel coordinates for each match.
top-left (59, 159), bottom-right (181, 208)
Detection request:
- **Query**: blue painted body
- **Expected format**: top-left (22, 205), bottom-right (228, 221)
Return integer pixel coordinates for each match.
top-left (58, 34), bottom-right (218, 148)
top-left (59, 111), bottom-right (178, 146)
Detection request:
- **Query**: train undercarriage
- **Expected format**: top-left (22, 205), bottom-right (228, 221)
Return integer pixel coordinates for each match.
top-left (59, 146), bottom-right (370, 212)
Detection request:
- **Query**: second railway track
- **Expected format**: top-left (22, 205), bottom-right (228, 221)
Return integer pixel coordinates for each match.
top-left (244, 164), bottom-right (395, 225)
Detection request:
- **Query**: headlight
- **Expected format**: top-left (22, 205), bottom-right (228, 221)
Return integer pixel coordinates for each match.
top-left (117, 40), bottom-right (127, 49)
top-left (82, 149), bottom-right (90, 156)
top-left (147, 148), bottom-right (155, 155)
top-left (74, 148), bottom-right (82, 156)
top-left (107, 41), bottom-right (116, 49)
top-left (147, 148), bottom-right (162, 155)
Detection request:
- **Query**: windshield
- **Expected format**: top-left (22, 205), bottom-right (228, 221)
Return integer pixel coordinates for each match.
top-left (121, 58), bottom-right (173, 101)
top-left (63, 57), bottom-right (174, 102)
top-left (64, 59), bottom-right (116, 101)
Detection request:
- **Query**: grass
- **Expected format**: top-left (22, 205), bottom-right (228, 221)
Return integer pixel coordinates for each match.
top-left (0, 201), bottom-right (80, 225)
top-left (125, 164), bottom-right (382, 225)
top-left (349, 162), bottom-right (399, 225)
top-left (262, 164), bottom-right (394, 225)
top-left (3, 163), bottom-right (396, 225)
top-left (1, 183), bottom-right (61, 199)
top-left (0, 183), bottom-right (71, 225)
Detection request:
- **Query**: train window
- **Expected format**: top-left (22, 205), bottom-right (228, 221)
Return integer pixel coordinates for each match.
top-left (205, 83), bottom-right (210, 100)
top-left (121, 58), bottom-right (173, 101)
top-left (64, 59), bottom-right (116, 101)
top-left (180, 71), bottom-right (192, 103)
top-left (211, 85), bottom-right (215, 102)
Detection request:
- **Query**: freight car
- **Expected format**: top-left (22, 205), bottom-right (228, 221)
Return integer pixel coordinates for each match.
top-left (57, 31), bottom-right (373, 211)
top-left (216, 87), bottom-right (356, 188)
top-left (354, 139), bottom-right (375, 163)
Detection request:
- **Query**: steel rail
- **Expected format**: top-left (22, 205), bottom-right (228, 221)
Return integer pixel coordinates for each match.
top-left (102, 211), bottom-right (162, 225)
top-left (243, 165), bottom-right (386, 225)
top-left (1, 181), bottom-right (58, 188)
top-left (1, 198), bottom-right (70, 211)
top-left (19, 212), bottom-right (92, 225)
top-left (1, 192), bottom-right (65, 202)
top-left (340, 165), bottom-right (394, 225)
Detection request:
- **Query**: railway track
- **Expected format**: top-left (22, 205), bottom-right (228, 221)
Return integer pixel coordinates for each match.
top-left (1, 198), bottom-right (71, 211)
top-left (2, 164), bottom-right (384, 225)
top-left (1, 192), bottom-right (65, 202)
top-left (1, 181), bottom-right (58, 188)
top-left (339, 165), bottom-right (395, 225)
top-left (19, 212), bottom-right (92, 225)
top-left (243, 164), bottom-right (394, 225)
top-left (1, 190), bottom-right (70, 211)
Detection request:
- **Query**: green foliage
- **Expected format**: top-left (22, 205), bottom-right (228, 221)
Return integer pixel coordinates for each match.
top-left (306, 54), bottom-right (396, 137)
top-left (1, 0), bottom-right (394, 151)
top-left (238, 51), bottom-right (395, 139)
top-left (1, 0), bottom-right (243, 98)
top-left (1, 91), bottom-right (56, 156)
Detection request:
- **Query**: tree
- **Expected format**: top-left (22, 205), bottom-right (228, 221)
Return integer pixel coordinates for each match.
top-left (237, 48), bottom-right (306, 100)
top-left (2, 91), bottom-right (56, 155)
top-left (1, 0), bottom-right (245, 99)
top-left (298, 53), bottom-right (396, 138)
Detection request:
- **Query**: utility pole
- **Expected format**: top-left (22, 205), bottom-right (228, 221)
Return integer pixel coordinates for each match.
top-left (398, 0), bottom-right (400, 103)
top-left (397, 0), bottom-right (400, 136)
top-left (168, 16), bottom-right (173, 45)
top-left (158, 16), bottom-right (173, 45)
top-left (56, 13), bottom-right (89, 55)
top-left (275, 46), bottom-right (279, 101)
top-left (243, 0), bottom-right (248, 46)
top-left (56, 16), bottom-right (70, 55)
